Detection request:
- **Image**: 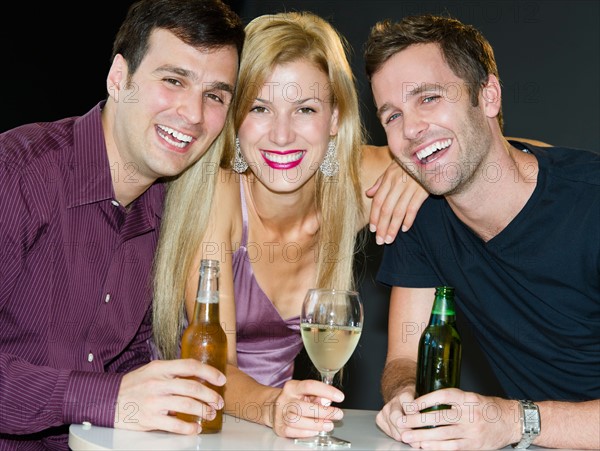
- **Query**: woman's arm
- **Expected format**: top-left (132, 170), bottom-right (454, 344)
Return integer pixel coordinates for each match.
top-left (184, 169), bottom-right (241, 367)
top-left (184, 170), bottom-right (343, 438)
top-left (360, 138), bottom-right (551, 243)
top-left (506, 136), bottom-right (551, 147)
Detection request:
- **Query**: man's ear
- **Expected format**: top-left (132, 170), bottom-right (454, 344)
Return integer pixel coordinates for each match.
top-left (481, 74), bottom-right (502, 118)
top-left (106, 54), bottom-right (127, 100)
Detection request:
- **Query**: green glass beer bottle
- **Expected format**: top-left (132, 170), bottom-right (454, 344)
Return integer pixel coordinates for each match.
top-left (415, 286), bottom-right (462, 413)
top-left (177, 259), bottom-right (227, 433)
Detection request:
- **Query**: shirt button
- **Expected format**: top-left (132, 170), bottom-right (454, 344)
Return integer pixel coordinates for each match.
top-left (88, 352), bottom-right (94, 363)
top-left (111, 200), bottom-right (120, 207)
top-left (104, 293), bottom-right (111, 303)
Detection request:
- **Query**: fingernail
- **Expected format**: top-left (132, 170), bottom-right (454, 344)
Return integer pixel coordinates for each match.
top-left (384, 235), bottom-right (393, 244)
top-left (196, 423), bottom-right (203, 435)
top-left (217, 398), bottom-right (225, 409)
top-left (323, 422), bottom-right (334, 432)
top-left (369, 224), bottom-right (376, 233)
top-left (401, 225), bottom-right (408, 232)
top-left (321, 398), bottom-right (332, 406)
top-left (217, 374), bottom-right (227, 385)
top-left (333, 392), bottom-right (344, 402)
top-left (375, 236), bottom-right (384, 245)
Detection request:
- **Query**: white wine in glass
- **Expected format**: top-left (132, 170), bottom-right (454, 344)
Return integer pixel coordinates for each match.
top-left (295, 288), bottom-right (363, 448)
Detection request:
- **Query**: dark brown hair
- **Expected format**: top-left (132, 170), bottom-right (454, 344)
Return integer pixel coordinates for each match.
top-left (364, 15), bottom-right (503, 130)
top-left (112, 0), bottom-right (244, 77)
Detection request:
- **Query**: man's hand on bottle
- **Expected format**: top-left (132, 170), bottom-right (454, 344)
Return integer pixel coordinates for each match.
top-left (115, 359), bottom-right (226, 434)
top-left (378, 387), bottom-right (521, 450)
top-left (376, 388), bottom-right (418, 444)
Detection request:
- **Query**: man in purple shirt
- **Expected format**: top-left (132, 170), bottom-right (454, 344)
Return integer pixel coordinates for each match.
top-left (0, 0), bottom-right (244, 449)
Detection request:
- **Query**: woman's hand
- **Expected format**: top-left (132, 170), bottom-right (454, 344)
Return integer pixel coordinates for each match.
top-left (366, 161), bottom-right (428, 244)
top-left (269, 379), bottom-right (344, 438)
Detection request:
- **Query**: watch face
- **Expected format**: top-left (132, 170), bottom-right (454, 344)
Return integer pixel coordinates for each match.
top-left (525, 409), bottom-right (539, 426)
top-left (522, 401), bottom-right (541, 436)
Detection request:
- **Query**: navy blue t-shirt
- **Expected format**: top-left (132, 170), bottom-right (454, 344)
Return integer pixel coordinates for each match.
top-left (377, 144), bottom-right (600, 401)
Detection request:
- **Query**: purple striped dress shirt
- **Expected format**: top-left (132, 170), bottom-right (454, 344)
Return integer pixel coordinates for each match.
top-left (0, 102), bottom-right (164, 450)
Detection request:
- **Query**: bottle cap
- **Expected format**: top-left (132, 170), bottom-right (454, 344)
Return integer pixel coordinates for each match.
top-left (435, 286), bottom-right (454, 296)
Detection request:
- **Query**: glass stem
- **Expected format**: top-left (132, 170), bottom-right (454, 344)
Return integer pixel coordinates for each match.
top-left (321, 372), bottom-right (335, 386)
top-left (318, 372), bottom-right (337, 440)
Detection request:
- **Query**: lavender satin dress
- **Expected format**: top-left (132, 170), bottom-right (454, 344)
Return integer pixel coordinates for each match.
top-left (232, 181), bottom-right (303, 388)
top-left (151, 182), bottom-right (303, 387)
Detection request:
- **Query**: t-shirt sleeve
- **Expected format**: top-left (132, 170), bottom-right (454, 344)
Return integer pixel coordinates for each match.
top-left (376, 229), bottom-right (442, 288)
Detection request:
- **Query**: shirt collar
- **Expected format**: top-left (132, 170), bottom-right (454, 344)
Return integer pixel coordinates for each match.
top-left (67, 101), bottom-right (164, 222)
top-left (68, 101), bottom-right (114, 208)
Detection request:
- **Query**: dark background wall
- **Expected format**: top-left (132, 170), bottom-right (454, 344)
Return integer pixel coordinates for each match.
top-left (3, 1), bottom-right (598, 150)
top-left (3, 1), bottom-right (597, 410)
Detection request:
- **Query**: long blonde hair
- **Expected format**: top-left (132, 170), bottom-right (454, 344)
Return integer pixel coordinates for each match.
top-left (224, 12), bottom-right (366, 286)
top-left (153, 11), bottom-right (366, 360)
top-left (151, 133), bottom-right (223, 360)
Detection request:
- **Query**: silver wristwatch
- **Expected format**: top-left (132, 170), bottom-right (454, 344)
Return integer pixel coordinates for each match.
top-left (512, 400), bottom-right (541, 449)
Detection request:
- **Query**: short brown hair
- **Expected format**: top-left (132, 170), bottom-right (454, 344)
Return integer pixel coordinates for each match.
top-left (112, 0), bottom-right (244, 78)
top-left (364, 15), bottom-right (503, 130)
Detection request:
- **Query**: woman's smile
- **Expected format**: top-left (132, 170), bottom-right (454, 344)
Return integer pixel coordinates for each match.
top-left (260, 149), bottom-right (306, 169)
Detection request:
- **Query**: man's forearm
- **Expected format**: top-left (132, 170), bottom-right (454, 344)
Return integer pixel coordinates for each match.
top-left (535, 399), bottom-right (600, 449)
top-left (381, 357), bottom-right (417, 403)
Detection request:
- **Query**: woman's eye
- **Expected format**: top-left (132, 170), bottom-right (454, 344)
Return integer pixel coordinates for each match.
top-left (250, 106), bottom-right (268, 113)
top-left (298, 107), bottom-right (316, 114)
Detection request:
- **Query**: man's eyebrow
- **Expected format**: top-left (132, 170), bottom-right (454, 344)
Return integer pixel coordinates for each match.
top-left (406, 82), bottom-right (444, 97)
top-left (376, 83), bottom-right (444, 119)
top-left (154, 66), bottom-right (234, 93)
top-left (206, 81), bottom-right (234, 94)
top-left (155, 65), bottom-right (193, 78)
top-left (376, 103), bottom-right (391, 120)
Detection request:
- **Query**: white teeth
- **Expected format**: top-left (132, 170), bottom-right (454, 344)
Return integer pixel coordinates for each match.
top-left (416, 139), bottom-right (452, 161)
top-left (157, 125), bottom-right (193, 148)
top-left (261, 151), bottom-right (304, 164)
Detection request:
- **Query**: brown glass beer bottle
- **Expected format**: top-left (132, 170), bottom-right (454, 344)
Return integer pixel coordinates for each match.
top-left (177, 259), bottom-right (227, 433)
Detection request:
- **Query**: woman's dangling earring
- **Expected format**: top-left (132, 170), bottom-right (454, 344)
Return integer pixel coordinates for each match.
top-left (232, 137), bottom-right (248, 173)
top-left (319, 138), bottom-right (339, 176)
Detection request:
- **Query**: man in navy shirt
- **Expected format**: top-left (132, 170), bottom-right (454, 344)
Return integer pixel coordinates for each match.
top-left (365, 14), bottom-right (599, 450)
top-left (0, 1), bottom-right (243, 449)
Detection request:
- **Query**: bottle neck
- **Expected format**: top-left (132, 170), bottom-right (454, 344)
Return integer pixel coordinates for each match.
top-left (193, 299), bottom-right (220, 323)
top-left (193, 263), bottom-right (220, 324)
top-left (429, 294), bottom-right (456, 325)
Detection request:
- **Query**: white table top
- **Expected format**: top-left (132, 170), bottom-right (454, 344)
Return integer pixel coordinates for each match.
top-left (69, 409), bottom-right (411, 450)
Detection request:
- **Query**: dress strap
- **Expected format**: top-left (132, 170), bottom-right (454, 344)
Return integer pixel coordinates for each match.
top-left (239, 176), bottom-right (249, 247)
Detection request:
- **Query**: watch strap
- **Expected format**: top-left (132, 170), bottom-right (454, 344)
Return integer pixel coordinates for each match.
top-left (512, 400), bottom-right (541, 449)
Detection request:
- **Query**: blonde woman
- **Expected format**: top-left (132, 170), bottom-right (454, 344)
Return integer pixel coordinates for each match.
top-left (152, 11), bottom-right (428, 438)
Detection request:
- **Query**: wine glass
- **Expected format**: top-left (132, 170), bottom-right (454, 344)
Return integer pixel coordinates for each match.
top-left (294, 288), bottom-right (364, 448)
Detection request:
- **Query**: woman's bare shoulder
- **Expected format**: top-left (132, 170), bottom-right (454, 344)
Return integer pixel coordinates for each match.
top-left (215, 168), bottom-right (243, 201)
top-left (204, 168), bottom-right (243, 241)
